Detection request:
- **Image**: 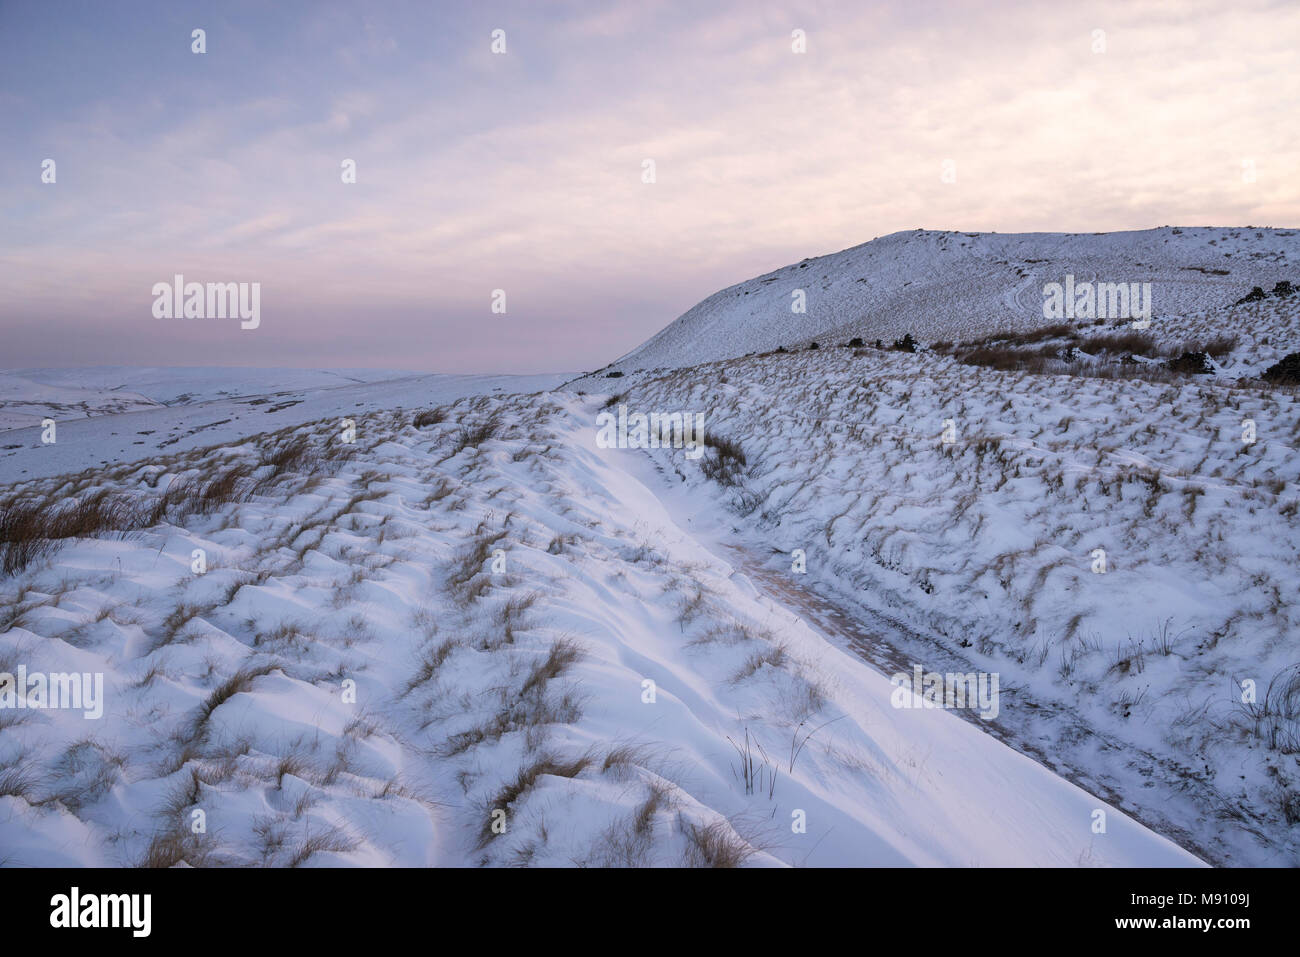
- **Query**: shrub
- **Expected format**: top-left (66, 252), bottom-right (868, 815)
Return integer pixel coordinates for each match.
top-left (1087, 331), bottom-right (1155, 355)
top-left (959, 345), bottom-right (1031, 371)
top-left (700, 433), bottom-right (748, 486)
top-left (1262, 352), bottom-right (1300, 385)
top-left (1202, 334), bottom-right (1238, 357)
top-left (1166, 351), bottom-right (1213, 375)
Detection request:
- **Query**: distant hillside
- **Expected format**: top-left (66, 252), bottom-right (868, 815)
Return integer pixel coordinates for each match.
top-left (571, 226), bottom-right (1298, 386)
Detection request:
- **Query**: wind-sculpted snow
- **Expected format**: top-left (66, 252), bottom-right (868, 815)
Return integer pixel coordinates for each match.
top-left (0, 392), bottom-right (1197, 866)
top-left (622, 346), bottom-right (1300, 864)
top-left (571, 226), bottom-right (1299, 385)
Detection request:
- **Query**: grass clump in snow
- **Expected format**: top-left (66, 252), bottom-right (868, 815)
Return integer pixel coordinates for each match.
top-left (700, 433), bottom-right (747, 486)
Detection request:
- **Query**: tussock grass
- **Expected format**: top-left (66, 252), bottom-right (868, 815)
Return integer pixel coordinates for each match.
top-left (152, 602), bottom-right (207, 652)
top-left (1239, 664), bottom-right (1300, 754)
top-left (600, 743), bottom-right (655, 775)
top-left (546, 532), bottom-right (579, 554)
top-left (478, 750), bottom-right (594, 847)
top-left (700, 433), bottom-right (748, 486)
top-left (583, 779), bottom-right (675, 867)
top-left (47, 739), bottom-right (126, 812)
top-left (451, 414), bottom-right (502, 456)
top-left (285, 824), bottom-right (359, 867)
top-left (439, 639), bottom-right (585, 757)
top-left (404, 638), bottom-right (458, 694)
top-left (680, 815), bottom-right (758, 868)
top-left (0, 491), bottom-right (140, 575)
top-left (442, 690), bottom-right (584, 757)
top-left (260, 435), bottom-right (317, 481)
top-left (0, 758), bottom-right (42, 804)
top-left (413, 408), bottom-right (446, 428)
top-left (186, 663), bottom-right (279, 744)
top-left (137, 829), bottom-right (218, 868)
top-left (491, 591), bottom-right (541, 647)
top-left (0, 456), bottom-right (269, 577)
top-left (730, 643), bottom-right (790, 683)
top-left (518, 637), bottom-right (584, 698)
top-left (446, 520), bottom-right (510, 604)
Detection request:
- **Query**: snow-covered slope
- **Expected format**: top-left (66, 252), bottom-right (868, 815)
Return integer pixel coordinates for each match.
top-left (0, 374), bottom-right (163, 432)
top-left (0, 367), bottom-right (422, 434)
top-left (575, 226), bottom-right (1299, 384)
top-left (0, 392), bottom-right (1199, 866)
top-left (0, 372), bottom-right (569, 485)
top-left (4, 367), bottom-right (415, 413)
top-left (616, 344), bottom-right (1300, 864)
top-left (9, 222), bottom-right (1298, 867)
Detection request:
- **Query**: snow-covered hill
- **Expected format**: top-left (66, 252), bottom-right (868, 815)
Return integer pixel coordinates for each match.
top-left (615, 344), bottom-right (1300, 864)
top-left (572, 226), bottom-right (1299, 385)
top-left (6, 225), bottom-right (1298, 867)
top-left (0, 371), bottom-right (570, 485)
top-left (0, 367), bottom-right (425, 434)
top-left (4, 367), bottom-right (416, 414)
top-left (0, 374), bottom-right (163, 433)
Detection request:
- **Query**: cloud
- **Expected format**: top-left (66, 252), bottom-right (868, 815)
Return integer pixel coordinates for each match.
top-left (1, 0), bottom-right (1297, 370)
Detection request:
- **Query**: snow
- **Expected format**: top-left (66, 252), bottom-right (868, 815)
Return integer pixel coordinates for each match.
top-left (4, 367), bottom-right (416, 411)
top-left (620, 344), bottom-right (1300, 864)
top-left (0, 388), bottom-right (1199, 866)
top-left (8, 224), bottom-right (1299, 867)
top-left (0, 373), bottom-right (162, 432)
top-left (569, 226), bottom-right (1299, 386)
top-left (0, 370), bottom-right (571, 484)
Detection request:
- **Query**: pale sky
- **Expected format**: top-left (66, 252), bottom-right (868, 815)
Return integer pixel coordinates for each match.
top-left (2, 0), bottom-right (1297, 372)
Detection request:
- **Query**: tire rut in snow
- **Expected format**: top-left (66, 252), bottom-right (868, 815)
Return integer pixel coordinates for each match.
top-left (717, 543), bottom-right (1274, 867)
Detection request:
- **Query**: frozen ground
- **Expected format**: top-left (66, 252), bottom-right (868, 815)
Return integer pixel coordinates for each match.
top-left (0, 391), bottom-right (1197, 866)
top-left (616, 343), bottom-right (1300, 864)
top-left (3, 226), bottom-right (1297, 867)
top-left (0, 371), bottom-right (569, 484)
top-left (0, 367), bottom-right (415, 433)
top-left (0, 375), bottom-right (161, 433)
